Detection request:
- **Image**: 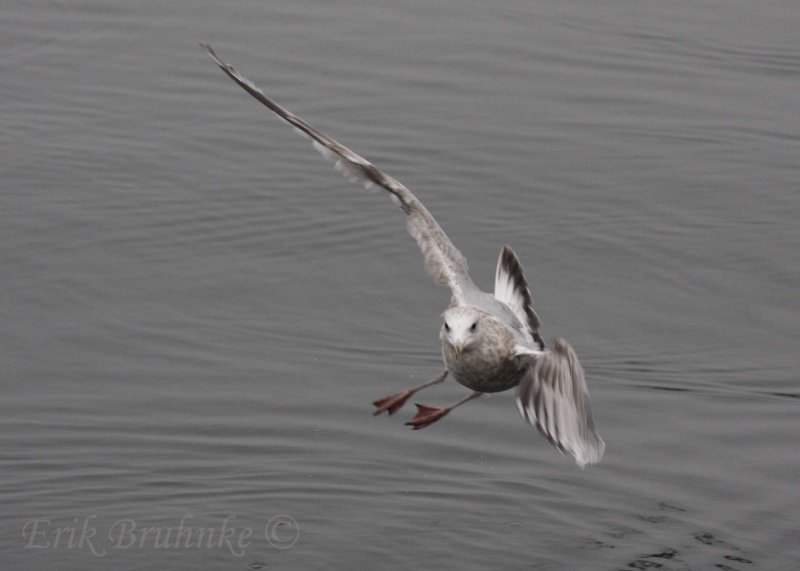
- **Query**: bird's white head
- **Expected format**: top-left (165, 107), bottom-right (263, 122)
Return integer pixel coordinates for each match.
top-left (440, 306), bottom-right (485, 361)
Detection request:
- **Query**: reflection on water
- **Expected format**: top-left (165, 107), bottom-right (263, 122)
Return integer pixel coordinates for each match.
top-left (2, 0), bottom-right (799, 569)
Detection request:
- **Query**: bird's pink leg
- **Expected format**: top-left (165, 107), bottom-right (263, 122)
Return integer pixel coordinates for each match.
top-left (372, 370), bottom-right (448, 416)
top-left (405, 391), bottom-right (482, 430)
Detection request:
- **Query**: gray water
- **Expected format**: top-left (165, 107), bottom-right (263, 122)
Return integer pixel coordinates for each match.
top-left (2, 1), bottom-right (799, 569)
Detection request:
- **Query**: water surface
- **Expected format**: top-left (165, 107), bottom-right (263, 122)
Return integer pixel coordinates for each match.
top-left (2, 1), bottom-right (799, 569)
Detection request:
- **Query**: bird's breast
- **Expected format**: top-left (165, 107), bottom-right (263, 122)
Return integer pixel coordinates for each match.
top-left (441, 333), bottom-right (524, 394)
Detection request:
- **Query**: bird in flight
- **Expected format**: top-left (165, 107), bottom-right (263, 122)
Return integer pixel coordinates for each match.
top-left (202, 44), bottom-right (605, 467)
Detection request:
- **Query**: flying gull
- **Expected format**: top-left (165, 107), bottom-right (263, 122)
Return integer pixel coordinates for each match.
top-left (202, 44), bottom-right (605, 467)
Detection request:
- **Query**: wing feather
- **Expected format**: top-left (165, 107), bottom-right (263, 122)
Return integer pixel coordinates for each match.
top-left (202, 44), bottom-right (472, 302)
top-left (494, 245), bottom-right (545, 349)
top-left (514, 339), bottom-right (605, 467)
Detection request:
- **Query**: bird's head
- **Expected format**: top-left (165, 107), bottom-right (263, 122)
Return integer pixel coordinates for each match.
top-left (440, 306), bottom-right (484, 360)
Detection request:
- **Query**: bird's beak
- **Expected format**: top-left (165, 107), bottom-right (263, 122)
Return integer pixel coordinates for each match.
top-left (453, 343), bottom-right (462, 361)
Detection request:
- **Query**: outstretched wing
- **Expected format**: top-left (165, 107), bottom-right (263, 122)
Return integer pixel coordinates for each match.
top-left (494, 245), bottom-right (545, 350)
top-left (514, 339), bottom-right (605, 467)
top-left (202, 44), bottom-right (473, 302)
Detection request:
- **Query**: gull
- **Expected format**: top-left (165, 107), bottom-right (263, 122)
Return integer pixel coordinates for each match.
top-left (202, 44), bottom-right (605, 467)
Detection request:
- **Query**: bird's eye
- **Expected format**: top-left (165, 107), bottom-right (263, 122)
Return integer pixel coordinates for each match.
top-left (470, 322), bottom-right (477, 332)
top-left (444, 322), bottom-right (450, 332)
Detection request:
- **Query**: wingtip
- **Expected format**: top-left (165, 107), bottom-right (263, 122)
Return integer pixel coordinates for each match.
top-left (200, 42), bottom-right (216, 62)
top-left (200, 42), bottom-right (225, 68)
top-left (574, 436), bottom-right (606, 468)
top-left (498, 244), bottom-right (515, 268)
